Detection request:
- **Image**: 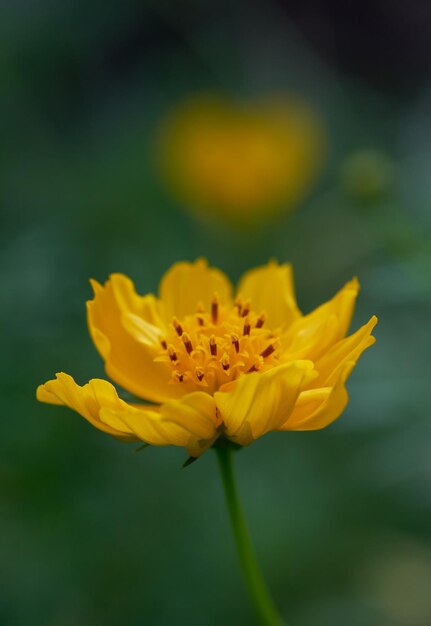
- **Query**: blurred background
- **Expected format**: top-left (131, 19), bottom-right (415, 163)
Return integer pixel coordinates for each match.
top-left (1, 1), bottom-right (431, 625)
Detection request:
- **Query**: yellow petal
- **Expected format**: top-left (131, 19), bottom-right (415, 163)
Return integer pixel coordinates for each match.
top-left (36, 373), bottom-right (138, 441)
top-left (100, 405), bottom-right (181, 447)
top-left (314, 316), bottom-right (377, 386)
top-left (281, 278), bottom-right (360, 360)
top-left (214, 361), bottom-right (316, 445)
top-left (280, 317), bottom-right (377, 430)
top-left (159, 258), bottom-right (233, 320)
top-left (161, 392), bottom-right (217, 439)
top-left (87, 274), bottom-right (185, 403)
top-left (236, 261), bottom-right (301, 329)
top-left (121, 313), bottom-right (164, 346)
top-left (161, 392), bottom-right (219, 456)
top-left (114, 392), bottom-right (218, 456)
top-left (110, 275), bottom-right (166, 329)
top-left (279, 362), bottom-right (354, 431)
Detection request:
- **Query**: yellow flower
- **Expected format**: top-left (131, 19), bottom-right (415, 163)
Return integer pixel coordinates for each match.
top-left (37, 260), bottom-right (377, 458)
top-left (157, 94), bottom-right (325, 226)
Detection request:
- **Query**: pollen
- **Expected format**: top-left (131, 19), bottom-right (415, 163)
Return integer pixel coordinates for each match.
top-left (260, 343), bottom-right (276, 358)
top-left (173, 317), bottom-right (183, 336)
top-left (231, 333), bottom-right (240, 353)
top-left (182, 332), bottom-right (193, 354)
top-left (211, 293), bottom-right (219, 324)
top-left (196, 302), bottom-right (205, 326)
top-left (241, 300), bottom-right (251, 318)
top-left (168, 345), bottom-right (178, 362)
top-left (210, 335), bottom-right (217, 356)
top-left (159, 296), bottom-right (281, 392)
top-left (256, 312), bottom-right (266, 329)
top-left (195, 366), bottom-right (205, 382)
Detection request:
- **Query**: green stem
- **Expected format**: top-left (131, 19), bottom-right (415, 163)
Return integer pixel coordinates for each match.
top-left (215, 445), bottom-right (285, 626)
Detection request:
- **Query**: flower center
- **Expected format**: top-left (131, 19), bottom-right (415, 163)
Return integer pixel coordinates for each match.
top-left (156, 295), bottom-right (281, 393)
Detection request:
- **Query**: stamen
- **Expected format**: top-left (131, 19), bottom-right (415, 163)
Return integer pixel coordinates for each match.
top-left (256, 312), bottom-right (266, 329)
top-left (209, 335), bottom-right (217, 356)
top-left (166, 294), bottom-right (279, 389)
top-left (168, 345), bottom-right (178, 362)
top-left (196, 303), bottom-right (205, 325)
top-left (231, 333), bottom-right (240, 353)
top-left (195, 366), bottom-right (205, 382)
top-left (260, 343), bottom-right (276, 359)
top-left (182, 332), bottom-right (193, 354)
top-left (241, 300), bottom-right (251, 318)
top-left (172, 318), bottom-right (183, 336)
top-left (211, 293), bottom-right (219, 324)
top-left (248, 356), bottom-right (264, 373)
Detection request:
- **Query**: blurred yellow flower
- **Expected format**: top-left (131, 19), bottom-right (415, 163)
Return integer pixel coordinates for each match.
top-left (37, 260), bottom-right (376, 457)
top-left (157, 94), bottom-right (326, 226)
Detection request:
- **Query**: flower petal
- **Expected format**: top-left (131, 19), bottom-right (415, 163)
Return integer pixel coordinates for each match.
top-left (279, 362), bottom-right (354, 431)
top-left (36, 373), bottom-right (138, 441)
top-left (114, 392), bottom-right (219, 456)
top-left (161, 392), bottom-right (219, 456)
top-left (236, 261), bottom-right (301, 329)
top-left (100, 405), bottom-right (184, 447)
top-left (121, 313), bottom-right (164, 347)
top-left (313, 315), bottom-right (377, 386)
top-left (39, 374), bottom-right (216, 452)
top-left (279, 316), bottom-right (377, 431)
top-left (280, 278), bottom-right (360, 360)
top-left (87, 274), bottom-right (184, 403)
top-left (214, 361), bottom-right (316, 445)
top-left (159, 258), bottom-right (233, 320)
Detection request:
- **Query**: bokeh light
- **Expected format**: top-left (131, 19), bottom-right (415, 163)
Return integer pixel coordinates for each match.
top-left (157, 93), bottom-right (325, 227)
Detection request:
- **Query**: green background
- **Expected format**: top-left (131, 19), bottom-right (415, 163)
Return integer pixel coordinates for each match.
top-left (2, 2), bottom-right (431, 625)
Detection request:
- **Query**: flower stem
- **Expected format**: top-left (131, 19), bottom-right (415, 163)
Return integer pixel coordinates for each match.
top-left (215, 445), bottom-right (285, 626)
